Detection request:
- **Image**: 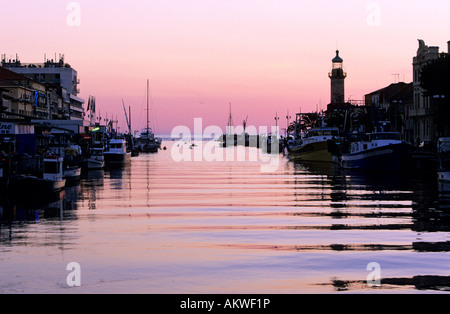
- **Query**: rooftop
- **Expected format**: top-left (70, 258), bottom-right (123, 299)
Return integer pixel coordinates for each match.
top-left (332, 50), bottom-right (343, 63)
top-left (1, 54), bottom-right (73, 69)
top-left (0, 66), bottom-right (40, 87)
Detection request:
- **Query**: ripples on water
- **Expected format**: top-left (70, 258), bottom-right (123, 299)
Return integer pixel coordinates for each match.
top-left (1, 141), bottom-right (450, 293)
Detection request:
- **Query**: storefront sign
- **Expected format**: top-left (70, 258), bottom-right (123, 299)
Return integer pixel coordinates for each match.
top-left (0, 123), bottom-right (34, 135)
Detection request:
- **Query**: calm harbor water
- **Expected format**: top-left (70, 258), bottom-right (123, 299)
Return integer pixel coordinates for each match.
top-left (1, 141), bottom-right (450, 294)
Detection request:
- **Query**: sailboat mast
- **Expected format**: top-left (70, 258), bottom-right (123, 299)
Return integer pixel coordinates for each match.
top-left (227, 102), bottom-right (234, 134)
top-left (147, 79), bottom-right (149, 132)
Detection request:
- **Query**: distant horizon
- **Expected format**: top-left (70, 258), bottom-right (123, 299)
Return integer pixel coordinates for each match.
top-left (3, 0), bottom-right (450, 134)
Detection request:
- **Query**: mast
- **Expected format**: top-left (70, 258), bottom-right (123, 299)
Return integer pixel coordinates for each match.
top-left (122, 99), bottom-right (133, 147)
top-left (147, 79), bottom-right (149, 132)
top-left (227, 103), bottom-right (234, 135)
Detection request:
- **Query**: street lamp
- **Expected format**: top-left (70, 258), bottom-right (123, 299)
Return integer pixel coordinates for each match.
top-left (286, 110), bottom-right (291, 137)
top-left (274, 112), bottom-right (280, 137)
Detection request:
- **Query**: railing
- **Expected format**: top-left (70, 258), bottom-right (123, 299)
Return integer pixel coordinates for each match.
top-left (408, 107), bottom-right (434, 117)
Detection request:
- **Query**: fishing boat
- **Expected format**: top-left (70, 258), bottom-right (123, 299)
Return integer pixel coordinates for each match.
top-left (86, 145), bottom-right (105, 170)
top-left (437, 138), bottom-right (450, 182)
top-left (104, 138), bottom-right (131, 166)
top-left (136, 80), bottom-right (160, 153)
top-left (288, 126), bottom-right (340, 162)
top-left (42, 156), bottom-right (67, 190)
top-left (64, 165), bottom-right (81, 182)
top-left (122, 99), bottom-right (140, 157)
top-left (8, 156), bottom-right (66, 196)
top-left (340, 132), bottom-right (411, 171)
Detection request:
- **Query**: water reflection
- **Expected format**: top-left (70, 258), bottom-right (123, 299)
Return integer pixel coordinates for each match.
top-left (289, 160), bottom-right (450, 292)
top-left (1, 191), bottom-right (64, 222)
top-left (326, 275), bottom-right (450, 292)
top-left (80, 169), bottom-right (104, 210)
top-left (0, 171), bottom-right (86, 224)
top-left (294, 160), bottom-right (450, 220)
top-left (1, 144), bottom-right (450, 293)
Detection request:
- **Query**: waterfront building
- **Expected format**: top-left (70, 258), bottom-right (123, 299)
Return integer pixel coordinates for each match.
top-left (0, 67), bottom-right (48, 119)
top-left (1, 55), bottom-right (84, 121)
top-left (0, 87), bottom-right (9, 118)
top-left (409, 39), bottom-right (450, 148)
top-left (365, 82), bottom-right (413, 139)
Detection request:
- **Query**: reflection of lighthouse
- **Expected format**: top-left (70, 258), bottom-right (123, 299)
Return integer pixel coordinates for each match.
top-left (328, 50), bottom-right (347, 104)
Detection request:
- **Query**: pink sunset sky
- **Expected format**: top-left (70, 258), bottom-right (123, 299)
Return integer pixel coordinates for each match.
top-left (2, 0), bottom-right (450, 135)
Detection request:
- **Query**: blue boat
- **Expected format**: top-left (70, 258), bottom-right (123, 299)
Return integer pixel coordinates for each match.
top-left (340, 132), bottom-right (411, 172)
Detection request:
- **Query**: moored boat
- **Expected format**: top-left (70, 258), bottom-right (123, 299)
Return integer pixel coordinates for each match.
top-left (437, 138), bottom-right (450, 182)
top-left (86, 146), bottom-right (105, 170)
top-left (340, 132), bottom-right (411, 172)
top-left (288, 126), bottom-right (340, 162)
top-left (104, 138), bottom-right (131, 166)
top-left (64, 165), bottom-right (81, 182)
top-left (136, 128), bottom-right (159, 153)
top-left (8, 156), bottom-right (66, 197)
top-left (136, 79), bottom-right (161, 153)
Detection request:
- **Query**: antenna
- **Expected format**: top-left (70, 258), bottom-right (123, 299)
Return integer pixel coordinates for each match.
top-left (392, 73), bottom-right (400, 83)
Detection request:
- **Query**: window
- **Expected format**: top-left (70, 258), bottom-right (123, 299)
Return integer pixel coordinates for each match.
top-left (44, 162), bottom-right (59, 174)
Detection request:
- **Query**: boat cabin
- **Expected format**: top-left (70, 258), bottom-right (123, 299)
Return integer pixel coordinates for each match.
top-left (350, 132), bottom-right (402, 154)
top-left (91, 147), bottom-right (104, 157)
top-left (301, 127), bottom-right (340, 145)
top-left (107, 139), bottom-right (127, 153)
top-left (43, 156), bottom-right (64, 181)
top-left (307, 128), bottom-right (339, 138)
top-left (366, 132), bottom-right (401, 141)
top-left (438, 138), bottom-right (450, 154)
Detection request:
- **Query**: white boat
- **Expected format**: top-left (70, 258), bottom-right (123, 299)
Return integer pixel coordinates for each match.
top-left (288, 126), bottom-right (340, 162)
top-left (86, 146), bottom-right (105, 169)
top-left (9, 156), bottom-right (66, 196)
top-left (42, 156), bottom-right (67, 190)
top-left (340, 132), bottom-right (411, 171)
top-left (104, 138), bottom-right (131, 166)
top-left (437, 138), bottom-right (450, 182)
top-left (64, 165), bottom-right (81, 182)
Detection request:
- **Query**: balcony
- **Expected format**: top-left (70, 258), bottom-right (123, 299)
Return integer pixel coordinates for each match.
top-left (408, 107), bottom-right (434, 117)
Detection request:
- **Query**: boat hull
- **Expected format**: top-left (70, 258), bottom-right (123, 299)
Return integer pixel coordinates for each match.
top-left (136, 139), bottom-right (159, 153)
top-left (104, 152), bottom-right (131, 166)
top-left (340, 143), bottom-right (410, 172)
top-left (86, 158), bottom-right (105, 170)
top-left (64, 166), bottom-right (82, 181)
top-left (438, 171), bottom-right (450, 182)
top-left (139, 144), bottom-right (159, 153)
top-left (289, 140), bottom-right (336, 162)
top-left (8, 176), bottom-right (66, 196)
